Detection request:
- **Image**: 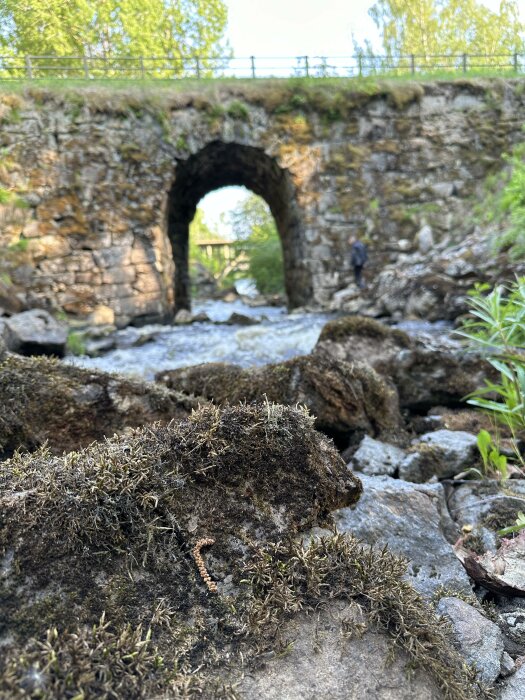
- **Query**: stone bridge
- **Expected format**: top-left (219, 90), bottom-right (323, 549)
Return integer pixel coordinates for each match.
top-left (1, 78), bottom-right (524, 326)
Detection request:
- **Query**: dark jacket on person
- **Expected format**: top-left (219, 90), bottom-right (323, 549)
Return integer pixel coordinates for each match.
top-left (350, 240), bottom-right (368, 267)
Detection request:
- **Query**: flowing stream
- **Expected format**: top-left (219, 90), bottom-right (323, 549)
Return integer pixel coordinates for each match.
top-left (66, 299), bottom-right (334, 381)
top-left (65, 297), bottom-right (457, 381)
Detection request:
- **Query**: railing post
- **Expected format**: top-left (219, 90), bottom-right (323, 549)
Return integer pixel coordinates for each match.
top-left (513, 53), bottom-right (519, 73)
top-left (82, 55), bottom-right (89, 79)
top-left (250, 55), bottom-right (256, 79)
top-left (410, 54), bottom-right (415, 75)
top-left (195, 56), bottom-right (201, 79)
top-left (304, 55), bottom-right (309, 77)
top-left (357, 53), bottom-right (363, 77)
top-left (25, 55), bottom-right (33, 79)
top-left (462, 53), bottom-right (468, 73)
top-left (140, 56), bottom-right (145, 79)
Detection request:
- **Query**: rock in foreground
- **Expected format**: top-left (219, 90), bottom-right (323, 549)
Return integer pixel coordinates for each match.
top-left (156, 353), bottom-right (403, 445)
top-left (0, 403), bottom-right (482, 699)
top-left (0, 353), bottom-right (199, 457)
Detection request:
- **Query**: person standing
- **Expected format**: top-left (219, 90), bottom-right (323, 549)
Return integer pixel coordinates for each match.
top-left (349, 237), bottom-right (368, 289)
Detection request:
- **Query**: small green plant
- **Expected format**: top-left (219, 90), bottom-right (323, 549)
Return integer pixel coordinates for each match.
top-left (8, 238), bottom-right (28, 253)
top-left (472, 429), bottom-right (508, 480)
top-left (497, 511), bottom-right (525, 537)
top-left (457, 279), bottom-right (525, 477)
top-left (66, 331), bottom-right (86, 356)
top-left (226, 100), bottom-right (249, 121)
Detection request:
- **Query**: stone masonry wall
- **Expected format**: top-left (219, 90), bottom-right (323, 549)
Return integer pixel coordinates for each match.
top-left (1, 79), bottom-right (525, 325)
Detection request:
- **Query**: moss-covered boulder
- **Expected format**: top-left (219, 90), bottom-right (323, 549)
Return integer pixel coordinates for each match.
top-left (156, 353), bottom-right (403, 445)
top-left (315, 315), bottom-right (495, 411)
top-left (0, 403), bottom-right (362, 697)
top-left (0, 353), bottom-right (200, 458)
top-left (0, 403), bottom-right (484, 699)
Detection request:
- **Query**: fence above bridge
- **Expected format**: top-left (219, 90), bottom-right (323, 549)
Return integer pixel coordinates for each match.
top-left (1, 52), bottom-right (524, 81)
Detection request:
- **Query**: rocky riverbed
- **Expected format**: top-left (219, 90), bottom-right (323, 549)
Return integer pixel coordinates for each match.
top-left (0, 307), bottom-right (524, 699)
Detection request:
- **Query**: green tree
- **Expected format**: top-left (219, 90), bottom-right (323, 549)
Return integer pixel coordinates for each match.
top-left (230, 195), bottom-right (285, 296)
top-left (189, 207), bottom-right (226, 281)
top-left (359, 0), bottom-right (525, 63)
top-left (0, 0), bottom-right (228, 72)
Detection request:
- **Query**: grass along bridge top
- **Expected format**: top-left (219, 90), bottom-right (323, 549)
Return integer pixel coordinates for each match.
top-left (1, 52), bottom-right (525, 82)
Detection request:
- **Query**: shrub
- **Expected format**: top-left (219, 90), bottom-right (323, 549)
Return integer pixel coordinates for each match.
top-left (457, 279), bottom-right (525, 476)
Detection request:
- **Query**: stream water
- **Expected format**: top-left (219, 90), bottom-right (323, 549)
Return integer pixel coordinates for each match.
top-left (65, 298), bottom-right (457, 381)
top-left (66, 299), bottom-right (334, 381)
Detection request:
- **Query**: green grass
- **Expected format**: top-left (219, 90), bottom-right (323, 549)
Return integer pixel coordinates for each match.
top-left (0, 70), bottom-right (522, 93)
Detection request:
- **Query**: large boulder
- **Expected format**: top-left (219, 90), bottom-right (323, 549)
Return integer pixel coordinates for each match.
top-left (0, 405), bottom-right (480, 699)
top-left (315, 315), bottom-right (495, 411)
top-left (156, 353), bottom-right (404, 445)
top-left (0, 353), bottom-right (200, 458)
top-left (1, 308), bottom-right (68, 357)
top-left (332, 474), bottom-right (472, 598)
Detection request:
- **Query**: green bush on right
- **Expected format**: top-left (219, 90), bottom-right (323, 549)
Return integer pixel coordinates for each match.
top-left (457, 278), bottom-right (525, 479)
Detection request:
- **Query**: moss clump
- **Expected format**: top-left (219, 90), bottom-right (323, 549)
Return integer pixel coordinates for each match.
top-left (0, 403), bottom-right (362, 698)
top-left (0, 353), bottom-right (199, 457)
top-left (383, 81), bottom-right (425, 109)
top-left (317, 315), bottom-right (411, 346)
top-left (226, 100), bottom-right (249, 121)
top-left (156, 353), bottom-right (403, 444)
top-left (239, 536), bottom-right (485, 700)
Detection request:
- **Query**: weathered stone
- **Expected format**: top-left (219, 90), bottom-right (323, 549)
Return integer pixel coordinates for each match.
top-left (156, 354), bottom-right (404, 444)
top-left (497, 664), bottom-right (525, 700)
top-left (350, 434), bottom-right (407, 476)
top-left (238, 602), bottom-right (442, 700)
top-left (436, 597), bottom-right (505, 683)
top-left (173, 308), bottom-right (193, 324)
top-left (224, 312), bottom-right (258, 326)
top-left (315, 315), bottom-right (495, 410)
top-left (333, 474), bottom-right (471, 598)
top-left (399, 430), bottom-right (479, 482)
top-left (2, 309), bottom-right (67, 357)
top-left (499, 610), bottom-right (525, 647)
top-left (89, 304), bottom-right (115, 326)
top-left (446, 481), bottom-right (525, 533)
top-left (1, 81), bottom-right (524, 324)
top-left (416, 224), bottom-right (434, 253)
top-left (0, 353), bottom-right (199, 457)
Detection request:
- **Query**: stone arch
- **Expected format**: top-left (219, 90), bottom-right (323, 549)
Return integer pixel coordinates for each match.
top-left (166, 141), bottom-right (312, 312)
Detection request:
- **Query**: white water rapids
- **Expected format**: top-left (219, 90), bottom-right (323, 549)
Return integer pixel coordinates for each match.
top-left (66, 299), bottom-right (333, 381)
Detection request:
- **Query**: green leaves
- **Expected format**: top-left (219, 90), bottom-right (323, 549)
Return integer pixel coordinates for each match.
top-left (361, 0), bottom-right (525, 60)
top-left (497, 511), bottom-right (525, 536)
top-left (231, 195), bottom-right (285, 296)
top-left (0, 0), bottom-right (228, 71)
top-left (457, 279), bottom-right (525, 478)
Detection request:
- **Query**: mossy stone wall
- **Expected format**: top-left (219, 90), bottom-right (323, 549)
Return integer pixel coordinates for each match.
top-left (0, 79), bottom-right (524, 324)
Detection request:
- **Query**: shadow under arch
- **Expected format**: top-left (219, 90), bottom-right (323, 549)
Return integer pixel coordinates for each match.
top-left (166, 140), bottom-right (313, 312)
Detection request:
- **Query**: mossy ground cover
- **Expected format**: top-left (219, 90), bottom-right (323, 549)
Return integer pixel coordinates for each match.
top-left (156, 353), bottom-right (403, 446)
top-left (0, 75), bottom-right (518, 123)
top-left (0, 353), bottom-right (199, 458)
top-left (0, 403), bottom-right (485, 698)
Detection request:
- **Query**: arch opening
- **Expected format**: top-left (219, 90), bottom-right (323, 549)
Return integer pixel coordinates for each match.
top-left (166, 141), bottom-right (312, 312)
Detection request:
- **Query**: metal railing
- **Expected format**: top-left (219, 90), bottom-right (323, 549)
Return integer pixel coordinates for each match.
top-left (0, 53), bottom-right (524, 81)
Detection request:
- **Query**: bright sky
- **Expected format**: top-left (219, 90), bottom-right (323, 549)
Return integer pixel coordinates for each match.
top-left (200, 0), bottom-right (520, 236)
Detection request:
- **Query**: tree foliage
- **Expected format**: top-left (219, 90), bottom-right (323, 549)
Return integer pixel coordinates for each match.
top-left (231, 195), bottom-right (284, 296)
top-left (360, 0), bottom-right (525, 58)
top-left (189, 207), bottom-right (229, 283)
top-left (0, 0), bottom-right (228, 62)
